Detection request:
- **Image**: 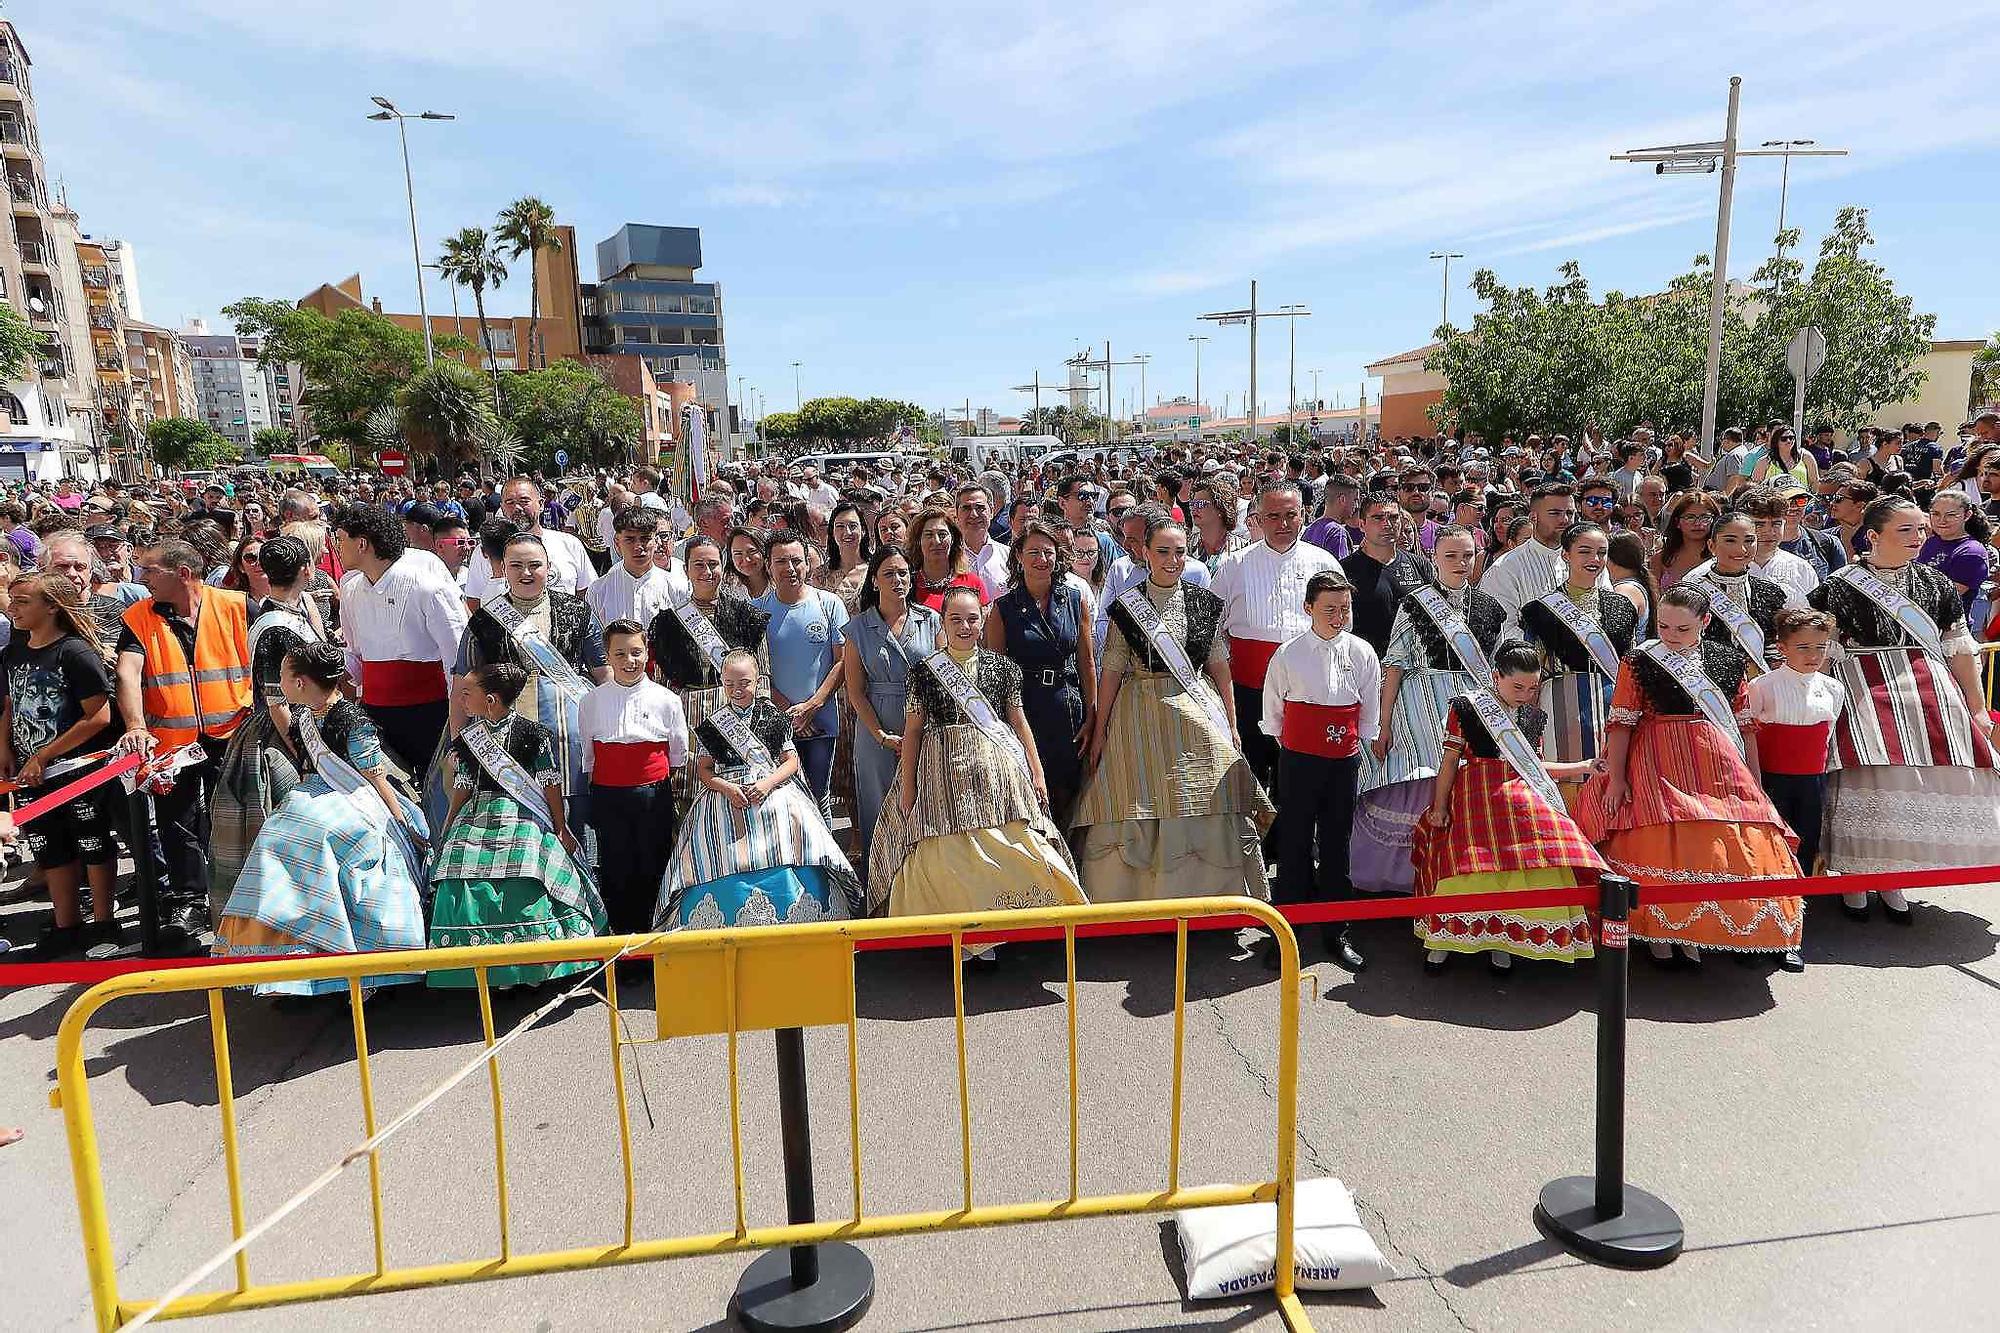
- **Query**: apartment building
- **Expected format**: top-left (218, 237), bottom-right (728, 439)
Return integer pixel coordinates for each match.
top-left (582, 224), bottom-right (728, 434)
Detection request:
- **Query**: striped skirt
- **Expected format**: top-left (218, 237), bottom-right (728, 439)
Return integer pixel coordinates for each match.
top-left (1354, 667), bottom-right (1472, 895)
top-left (656, 768), bottom-right (862, 929)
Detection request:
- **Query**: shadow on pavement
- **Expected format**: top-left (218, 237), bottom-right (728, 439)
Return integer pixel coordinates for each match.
top-left (1798, 897), bottom-right (1999, 969)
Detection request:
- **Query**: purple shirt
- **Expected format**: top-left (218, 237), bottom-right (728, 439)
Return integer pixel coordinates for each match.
top-left (1303, 517), bottom-right (1352, 559)
top-left (1918, 534), bottom-right (1990, 614)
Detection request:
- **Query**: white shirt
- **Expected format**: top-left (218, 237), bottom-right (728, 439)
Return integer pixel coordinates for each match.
top-left (1261, 629), bottom-right (1383, 742)
top-left (637, 491), bottom-right (670, 512)
top-left (577, 677), bottom-right (688, 771)
top-left (805, 481), bottom-right (839, 511)
top-left (585, 560), bottom-right (689, 632)
top-left (337, 550), bottom-right (469, 681)
top-left (1211, 539), bottom-right (1342, 644)
top-left (1685, 553), bottom-right (1816, 607)
top-left (596, 506), bottom-right (618, 552)
top-left (964, 535), bottom-right (1011, 594)
top-left (462, 527), bottom-right (594, 603)
top-left (1479, 538), bottom-right (1609, 641)
top-left (1746, 664), bottom-right (1846, 727)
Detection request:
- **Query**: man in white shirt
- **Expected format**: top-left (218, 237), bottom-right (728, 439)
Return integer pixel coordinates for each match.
top-left (1479, 481), bottom-right (1606, 640)
top-left (1211, 480), bottom-right (1341, 795)
top-left (801, 466), bottom-right (839, 512)
top-left (332, 503), bottom-right (469, 781)
top-left (464, 476), bottom-right (594, 603)
top-left (585, 508), bottom-right (689, 631)
top-left (956, 482), bottom-right (1011, 595)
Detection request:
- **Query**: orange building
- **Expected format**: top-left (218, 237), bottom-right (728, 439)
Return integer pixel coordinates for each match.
top-left (1362, 342), bottom-right (1445, 439)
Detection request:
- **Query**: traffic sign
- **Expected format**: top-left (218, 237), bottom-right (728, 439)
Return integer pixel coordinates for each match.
top-left (554, 448), bottom-right (569, 470)
top-left (1185, 416), bottom-right (1202, 430)
top-left (378, 449), bottom-right (407, 475)
top-left (1786, 327), bottom-right (1827, 382)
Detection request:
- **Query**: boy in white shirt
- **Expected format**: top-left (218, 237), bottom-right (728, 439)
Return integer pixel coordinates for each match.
top-left (579, 619), bottom-right (688, 939)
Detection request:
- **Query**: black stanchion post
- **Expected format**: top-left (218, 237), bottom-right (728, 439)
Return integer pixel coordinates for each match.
top-left (729, 1025), bottom-right (874, 1332)
top-left (1533, 873), bottom-right (1684, 1268)
top-left (126, 788), bottom-right (163, 959)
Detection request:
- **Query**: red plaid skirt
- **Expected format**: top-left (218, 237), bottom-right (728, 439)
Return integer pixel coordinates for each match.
top-left (1414, 756), bottom-right (1604, 890)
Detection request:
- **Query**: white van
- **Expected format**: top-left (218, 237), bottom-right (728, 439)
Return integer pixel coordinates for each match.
top-left (789, 450), bottom-right (906, 477)
top-left (948, 435), bottom-right (1064, 471)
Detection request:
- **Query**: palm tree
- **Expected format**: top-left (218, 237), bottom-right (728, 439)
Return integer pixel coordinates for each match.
top-left (434, 226), bottom-right (509, 410)
top-left (495, 196), bottom-right (562, 369)
top-left (399, 359), bottom-right (495, 467)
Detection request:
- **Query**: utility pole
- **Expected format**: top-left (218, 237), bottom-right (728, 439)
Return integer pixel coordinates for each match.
top-left (1200, 281), bottom-right (1290, 444)
top-left (1428, 251), bottom-right (1464, 330)
top-left (1134, 353), bottom-right (1151, 425)
top-left (1270, 303), bottom-right (1310, 438)
top-left (1760, 138), bottom-right (1846, 297)
top-left (1188, 334), bottom-right (1208, 425)
top-left (366, 98), bottom-right (455, 367)
top-left (792, 361), bottom-right (802, 411)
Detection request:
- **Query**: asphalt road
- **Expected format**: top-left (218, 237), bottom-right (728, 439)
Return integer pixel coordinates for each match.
top-left (4, 883), bottom-right (1999, 1332)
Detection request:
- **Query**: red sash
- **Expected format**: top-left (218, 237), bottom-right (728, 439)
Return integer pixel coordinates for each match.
top-left (592, 740), bottom-right (672, 786)
top-left (1228, 635), bottom-right (1282, 689)
top-left (1758, 720), bottom-right (1831, 776)
top-left (1280, 701), bottom-right (1361, 760)
top-left (361, 658), bottom-right (448, 707)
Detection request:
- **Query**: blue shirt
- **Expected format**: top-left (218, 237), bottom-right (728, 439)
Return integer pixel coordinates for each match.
top-left (753, 587), bottom-right (849, 737)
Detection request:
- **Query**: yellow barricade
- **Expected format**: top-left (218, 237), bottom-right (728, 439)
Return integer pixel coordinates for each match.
top-left (1981, 641), bottom-right (2000, 711)
top-left (55, 898), bottom-right (1312, 1331)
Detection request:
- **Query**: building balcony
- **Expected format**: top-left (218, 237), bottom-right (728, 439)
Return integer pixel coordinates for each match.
top-left (89, 306), bottom-right (117, 330)
top-left (0, 118), bottom-right (35, 158)
top-left (96, 351), bottom-right (125, 373)
top-left (0, 61), bottom-right (27, 94)
top-left (81, 264), bottom-right (111, 289)
top-left (16, 238), bottom-right (46, 268)
top-left (7, 174), bottom-right (43, 213)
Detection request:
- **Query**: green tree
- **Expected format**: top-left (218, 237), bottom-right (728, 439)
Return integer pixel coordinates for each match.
top-left (494, 196), bottom-right (562, 370)
top-left (147, 416), bottom-right (241, 471)
top-left (757, 410), bottom-right (803, 445)
top-left (1973, 331), bottom-right (2000, 409)
top-left (1018, 404), bottom-right (1102, 444)
top-left (222, 298), bottom-right (466, 446)
top-left (252, 425), bottom-right (295, 455)
top-left (398, 360), bottom-right (496, 466)
top-left (504, 361), bottom-right (644, 472)
top-left (434, 226), bottom-right (510, 410)
top-left (0, 301), bottom-right (44, 383)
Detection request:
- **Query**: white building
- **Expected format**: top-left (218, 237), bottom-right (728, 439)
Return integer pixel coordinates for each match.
top-left (182, 320), bottom-right (276, 450)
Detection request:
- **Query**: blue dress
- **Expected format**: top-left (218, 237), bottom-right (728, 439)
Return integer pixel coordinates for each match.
top-left (994, 582), bottom-right (1086, 822)
top-left (845, 604), bottom-right (941, 854)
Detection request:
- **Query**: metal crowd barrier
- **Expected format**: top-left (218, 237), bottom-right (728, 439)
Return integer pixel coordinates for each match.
top-left (53, 898), bottom-right (1313, 1332)
top-left (1980, 640), bottom-right (2000, 711)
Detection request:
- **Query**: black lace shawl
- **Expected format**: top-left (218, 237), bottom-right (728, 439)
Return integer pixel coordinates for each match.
top-left (1106, 583), bottom-right (1223, 673)
top-left (694, 698), bottom-right (793, 767)
top-left (451, 716), bottom-right (556, 795)
top-left (1628, 639), bottom-right (1748, 715)
top-left (1807, 562), bottom-right (1965, 648)
top-left (1406, 586), bottom-right (1505, 669)
top-left (1520, 590), bottom-right (1640, 676)
top-left (292, 697), bottom-right (369, 761)
top-left (1692, 573), bottom-right (1788, 652)
top-left (908, 649), bottom-right (1023, 721)
top-left (1449, 693), bottom-right (1547, 756)
top-left (647, 595), bottom-right (771, 689)
top-left (465, 591), bottom-right (597, 670)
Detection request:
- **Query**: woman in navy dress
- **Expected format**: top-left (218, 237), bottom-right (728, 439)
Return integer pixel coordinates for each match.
top-left (985, 518), bottom-right (1097, 826)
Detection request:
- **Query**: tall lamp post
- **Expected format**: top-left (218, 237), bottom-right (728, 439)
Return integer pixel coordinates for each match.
top-left (1271, 303), bottom-right (1311, 438)
top-left (1199, 281), bottom-right (1259, 442)
top-left (1188, 334), bottom-right (1208, 436)
top-left (791, 361), bottom-right (802, 411)
top-left (1611, 77), bottom-right (1846, 455)
top-left (1428, 251), bottom-right (1464, 330)
top-left (366, 97), bottom-right (454, 367)
top-left (1760, 138), bottom-right (1847, 296)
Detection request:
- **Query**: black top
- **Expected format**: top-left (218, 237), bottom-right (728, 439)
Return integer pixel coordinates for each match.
top-left (648, 594), bottom-right (770, 689)
top-left (1687, 572), bottom-right (1787, 657)
top-left (464, 592), bottom-right (604, 673)
top-left (292, 697), bottom-right (371, 765)
top-left (1404, 585), bottom-right (1505, 670)
top-left (909, 649), bottom-right (1023, 721)
top-left (1341, 547), bottom-right (1432, 657)
top-left (1449, 693), bottom-right (1547, 756)
top-left (249, 601), bottom-right (314, 707)
top-left (694, 699), bottom-right (794, 768)
top-left (1520, 590), bottom-right (1641, 676)
top-left (1106, 583), bottom-right (1223, 673)
top-left (451, 715), bottom-right (558, 795)
top-left (0, 631), bottom-right (115, 761)
top-left (1808, 561), bottom-right (1964, 648)
top-left (1628, 639), bottom-right (1748, 715)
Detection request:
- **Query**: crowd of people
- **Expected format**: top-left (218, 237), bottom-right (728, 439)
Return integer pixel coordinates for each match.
top-left (0, 403), bottom-right (1997, 994)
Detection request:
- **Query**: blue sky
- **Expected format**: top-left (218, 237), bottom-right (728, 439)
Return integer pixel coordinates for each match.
top-left (20, 1), bottom-right (2000, 423)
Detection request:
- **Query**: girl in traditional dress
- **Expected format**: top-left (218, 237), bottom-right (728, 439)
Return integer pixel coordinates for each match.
top-left (1074, 515), bottom-right (1274, 901)
top-left (1519, 522), bottom-right (1643, 801)
top-left (1808, 496), bottom-right (2000, 920)
top-left (985, 519), bottom-right (1096, 826)
top-left (454, 531), bottom-right (608, 850)
top-left (654, 649), bottom-right (861, 929)
top-left (1746, 609), bottom-right (1846, 878)
top-left (906, 507), bottom-right (989, 611)
top-left (1354, 525), bottom-right (1503, 895)
top-left (1414, 641), bottom-right (1602, 976)
top-left (430, 662), bottom-right (605, 989)
top-left (210, 535), bottom-right (327, 909)
top-left (1686, 511), bottom-right (1789, 670)
top-left (871, 585), bottom-right (1083, 947)
top-left (646, 535), bottom-right (771, 814)
top-left (841, 544), bottom-right (941, 874)
top-left (216, 643), bottom-right (430, 996)
top-left (1577, 585), bottom-right (1805, 970)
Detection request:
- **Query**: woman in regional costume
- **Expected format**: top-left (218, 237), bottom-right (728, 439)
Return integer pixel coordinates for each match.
top-left (208, 535), bottom-right (328, 911)
top-left (1686, 511), bottom-right (1789, 670)
top-left (454, 530), bottom-right (608, 845)
top-left (1808, 496), bottom-right (2000, 920)
top-left (1414, 640), bottom-right (1602, 975)
top-left (841, 544), bottom-right (940, 878)
top-left (813, 502), bottom-right (874, 861)
top-left (429, 663), bottom-right (605, 988)
top-left (646, 534), bottom-right (771, 813)
top-left (654, 648), bottom-right (861, 929)
top-left (215, 642), bottom-right (430, 996)
top-left (1577, 585), bottom-right (1805, 970)
top-left (870, 584), bottom-right (1083, 938)
top-left (1073, 515), bottom-right (1273, 900)
top-left (984, 518), bottom-right (1096, 827)
top-left (1519, 522), bottom-right (1642, 805)
top-left (1354, 524), bottom-right (1502, 894)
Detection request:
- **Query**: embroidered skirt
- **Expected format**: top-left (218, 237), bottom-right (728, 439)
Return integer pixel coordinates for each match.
top-left (657, 769), bottom-right (861, 929)
top-left (1352, 668), bottom-right (1470, 895)
top-left (428, 791), bottom-right (606, 988)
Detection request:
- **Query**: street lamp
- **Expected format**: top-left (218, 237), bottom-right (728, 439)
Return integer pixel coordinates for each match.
top-left (1133, 353), bottom-right (1151, 431)
top-left (366, 97), bottom-right (454, 367)
top-left (1199, 282), bottom-right (1259, 442)
top-left (1611, 77), bottom-right (1847, 456)
top-left (1428, 251), bottom-right (1464, 331)
top-left (791, 361), bottom-right (802, 411)
top-left (1067, 344), bottom-right (1149, 444)
top-left (1760, 138), bottom-right (1848, 295)
top-left (1271, 304), bottom-right (1310, 437)
top-left (1187, 334), bottom-right (1209, 433)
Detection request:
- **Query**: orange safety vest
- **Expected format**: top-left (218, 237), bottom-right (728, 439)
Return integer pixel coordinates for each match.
top-left (122, 587), bottom-right (253, 747)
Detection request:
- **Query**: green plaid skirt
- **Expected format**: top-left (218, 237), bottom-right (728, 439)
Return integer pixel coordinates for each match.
top-left (427, 792), bottom-right (605, 988)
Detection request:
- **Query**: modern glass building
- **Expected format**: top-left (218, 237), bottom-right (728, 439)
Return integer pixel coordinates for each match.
top-left (583, 224), bottom-right (728, 430)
